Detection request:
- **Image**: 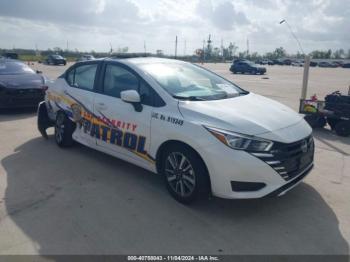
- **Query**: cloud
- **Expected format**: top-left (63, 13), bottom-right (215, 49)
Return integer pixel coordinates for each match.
top-left (196, 0), bottom-right (249, 30)
top-left (0, 0), bottom-right (143, 28)
top-left (0, 0), bottom-right (349, 54)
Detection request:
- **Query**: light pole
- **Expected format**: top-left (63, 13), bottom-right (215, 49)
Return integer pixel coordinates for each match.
top-left (279, 19), bottom-right (305, 55)
top-left (280, 19), bottom-right (310, 100)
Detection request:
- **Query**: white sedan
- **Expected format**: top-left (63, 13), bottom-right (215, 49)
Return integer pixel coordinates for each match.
top-left (38, 57), bottom-right (314, 203)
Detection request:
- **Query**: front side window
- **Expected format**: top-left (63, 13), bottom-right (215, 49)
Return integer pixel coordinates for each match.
top-left (102, 64), bottom-right (164, 107)
top-left (140, 61), bottom-right (246, 100)
top-left (103, 65), bottom-right (139, 98)
top-left (66, 64), bottom-right (98, 91)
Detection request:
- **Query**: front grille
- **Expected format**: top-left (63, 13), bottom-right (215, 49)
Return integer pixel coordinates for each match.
top-left (6, 88), bottom-right (43, 95)
top-left (252, 136), bottom-right (314, 181)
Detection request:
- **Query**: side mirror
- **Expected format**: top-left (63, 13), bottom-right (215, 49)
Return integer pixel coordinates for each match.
top-left (36, 70), bottom-right (42, 74)
top-left (120, 90), bottom-right (143, 112)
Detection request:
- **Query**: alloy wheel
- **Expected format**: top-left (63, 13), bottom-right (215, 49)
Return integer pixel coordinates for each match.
top-left (165, 152), bottom-right (196, 197)
top-left (55, 114), bottom-right (65, 143)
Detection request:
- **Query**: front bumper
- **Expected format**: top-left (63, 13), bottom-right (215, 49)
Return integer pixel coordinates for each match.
top-left (0, 91), bottom-right (45, 108)
top-left (200, 136), bottom-right (314, 199)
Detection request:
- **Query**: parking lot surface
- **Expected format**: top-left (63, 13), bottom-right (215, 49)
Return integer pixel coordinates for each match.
top-left (0, 62), bottom-right (349, 255)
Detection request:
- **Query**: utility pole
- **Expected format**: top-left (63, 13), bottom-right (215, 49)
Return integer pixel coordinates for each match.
top-left (35, 43), bottom-right (39, 57)
top-left (207, 34), bottom-right (212, 57)
top-left (109, 43), bottom-right (113, 55)
top-left (175, 36), bottom-right (178, 59)
top-left (247, 38), bottom-right (250, 56)
top-left (184, 39), bottom-right (187, 56)
top-left (202, 39), bottom-right (205, 64)
top-left (221, 38), bottom-right (224, 62)
top-left (66, 40), bottom-right (69, 51)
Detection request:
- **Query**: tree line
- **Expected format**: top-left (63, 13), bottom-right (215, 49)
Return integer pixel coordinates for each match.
top-left (1, 45), bottom-right (350, 62)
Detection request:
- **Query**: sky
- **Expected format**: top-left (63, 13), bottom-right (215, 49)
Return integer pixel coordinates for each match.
top-left (0, 0), bottom-right (349, 55)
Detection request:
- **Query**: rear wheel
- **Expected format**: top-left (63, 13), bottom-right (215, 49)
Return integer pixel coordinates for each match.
top-left (162, 144), bottom-right (210, 204)
top-left (54, 111), bottom-right (76, 147)
top-left (327, 118), bottom-right (340, 130)
top-left (334, 121), bottom-right (350, 137)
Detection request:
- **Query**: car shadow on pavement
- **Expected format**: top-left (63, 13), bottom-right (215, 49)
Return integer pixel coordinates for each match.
top-left (0, 108), bottom-right (37, 123)
top-left (313, 128), bottom-right (350, 155)
top-left (1, 136), bottom-right (349, 256)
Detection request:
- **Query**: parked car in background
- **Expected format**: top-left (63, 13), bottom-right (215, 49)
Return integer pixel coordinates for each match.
top-left (260, 60), bottom-right (269, 65)
top-left (76, 54), bottom-right (95, 62)
top-left (342, 63), bottom-right (350, 68)
top-left (230, 60), bottom-right (266, 75)
top-left (310, 61), bottom-right (318, 67)
top-left (2, 52), bottom-right (19, 60)
top-left (0, 58), bottom-right (46, 108)
top-left (291, 61), bottom-right (304, 67)
top-left (46, 54), bottom-right (67, 65)
top-left (272, 59), bottom-right (284, 65)
top-left (282, 59), bottom-right (292, 66)
top-left (332, 61), bottom-right (344, 67)
top-left (318, 62), bottom-right (337, 68)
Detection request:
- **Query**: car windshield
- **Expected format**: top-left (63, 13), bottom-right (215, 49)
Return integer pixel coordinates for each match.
top-left (141, 62), bottom-right (247, 100)
top-left (52, 55), bottom-right (63, 59)
top-left (0, 60), bottom-right (35, 75)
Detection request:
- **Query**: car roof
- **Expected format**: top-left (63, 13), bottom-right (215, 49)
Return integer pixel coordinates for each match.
top-left (73, 57), bottom-right (186, 67)
top-left (105, 57), bottom-right (185, 65)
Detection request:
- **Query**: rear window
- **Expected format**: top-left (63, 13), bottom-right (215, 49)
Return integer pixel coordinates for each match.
top-left (0, 61), bottom-right (35, 75)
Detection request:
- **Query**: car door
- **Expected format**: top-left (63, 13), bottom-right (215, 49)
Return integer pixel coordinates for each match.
top-left (63, 62), bottom-right (100, 147)
top-left (93, 62), bottom-right (163, 168)
top-left (237, 62), bottom-right (245, 72)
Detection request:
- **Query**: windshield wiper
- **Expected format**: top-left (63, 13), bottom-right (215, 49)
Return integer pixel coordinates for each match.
top-left (172, 95), bottom-right (207, 101)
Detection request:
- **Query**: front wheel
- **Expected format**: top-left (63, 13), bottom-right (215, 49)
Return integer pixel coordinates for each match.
top-left (162, 145), bottom-right (210, 204)
top-left (55, 111), bottom-right (76, 147)
top-left (334, 121), bottom-right (350, 137)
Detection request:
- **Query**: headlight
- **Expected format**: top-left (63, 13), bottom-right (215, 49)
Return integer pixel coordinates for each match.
top-left (205, 126), bottom-right (273, 152)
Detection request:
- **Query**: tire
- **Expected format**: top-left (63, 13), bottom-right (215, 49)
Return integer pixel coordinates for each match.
top-left (334, 121), bottom-right (350, 137)
top-left (37, 102), bottom-right (53, 139)
top-left (304, 115), bottom-right (326, 128)
top-left (54, 111), bottom-right (76, 147)
top-left (161, 144), bottom-right (210, 204)
top-left (327, 118), bottom-right (340, 130)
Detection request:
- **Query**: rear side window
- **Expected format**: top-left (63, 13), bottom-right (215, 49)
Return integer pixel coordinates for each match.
top-left (66, 64), bottom-right (98, 91)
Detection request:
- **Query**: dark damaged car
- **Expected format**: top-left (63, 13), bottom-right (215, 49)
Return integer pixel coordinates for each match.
top-left (0, 59), bottom-right (46, 108)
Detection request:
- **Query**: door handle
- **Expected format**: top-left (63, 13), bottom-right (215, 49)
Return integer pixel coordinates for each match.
top-left (96, 102), bottom-right (108, 110)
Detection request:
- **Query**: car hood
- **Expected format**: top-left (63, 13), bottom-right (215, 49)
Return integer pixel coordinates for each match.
top-left (0, 74), bottom-right (44, 89)
top-left (178, 93), bottom-right (305, 137)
